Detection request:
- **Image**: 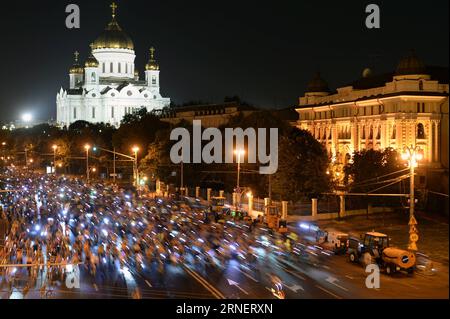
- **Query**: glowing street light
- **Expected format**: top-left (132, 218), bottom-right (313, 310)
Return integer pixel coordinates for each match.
top-left (402, 145), bottom-right (423, 251)
top-left (52, 145), bottom-right (58, 174)
top-left (132, 146), bottom-right (140, 187)
top-left (85, 144), bottom-right (91, 183)
top-left (22, 113), bottom-right (32, 123)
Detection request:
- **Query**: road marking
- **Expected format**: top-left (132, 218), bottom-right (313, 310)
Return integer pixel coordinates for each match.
top-left (183, 266), bottom-right (225, 299)
top-left (316, 285), bottom-right (342, 299)
top-left (227, 278), bottom-right (249, 295)
top-left (145, 280), bottom-right (152, 288)
top-left (345, 275), bottom-right (354, 280)
top-left (285, 283), bottom-right (304, 293)
top-left (325, 276), bottom-right (349, 291)
top-left (284, 269), bottom-right (305, 281)
top-left (233, 266), bottom-right (259, 282)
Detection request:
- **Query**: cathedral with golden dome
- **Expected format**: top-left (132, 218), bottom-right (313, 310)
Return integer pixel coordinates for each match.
top-left (56, 2), bottom-right (170, 127)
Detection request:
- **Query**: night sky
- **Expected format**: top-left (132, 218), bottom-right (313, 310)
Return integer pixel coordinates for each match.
top-left (0, 0), bottom-right (448, 122)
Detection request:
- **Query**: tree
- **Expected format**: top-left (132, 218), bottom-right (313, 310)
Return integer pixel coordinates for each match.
top-left (344, 148), bottom-right (405, 208)
top-left (271, 127), bottom-right (331, 201)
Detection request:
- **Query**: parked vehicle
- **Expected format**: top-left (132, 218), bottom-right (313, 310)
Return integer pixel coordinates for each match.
top-left (318, 230), bottom-right (349, 255)
top-left (346, 231), bottom-right (416, 275)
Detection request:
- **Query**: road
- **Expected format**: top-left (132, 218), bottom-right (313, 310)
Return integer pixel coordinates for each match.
top-left (1, 170), bottom-right (447, 300)
top-left (2, 242), bottom-right (447, 299)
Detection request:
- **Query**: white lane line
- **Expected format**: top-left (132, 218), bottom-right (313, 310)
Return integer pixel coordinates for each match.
top-left (345, 275), bottom-right (354, 280)
top-left (145, 280), bottom-right (152, 288)
top-left (316, 285), bottom-right (342, 299)
top-left (284, 269), bottom-right (306, 281)
top-left (325, 276), bottom-right (349, 291)
top-left (183, 266), bottom-right (225, 299)
top-left (233, 266), bottom-right (259, 282)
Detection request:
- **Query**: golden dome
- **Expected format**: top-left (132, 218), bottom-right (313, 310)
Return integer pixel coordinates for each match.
top-left (145, 47), bottom-right (160, 71)
top-left (85, 44), bottom-right (99, 68)
top-left (69, 51), bottom-right (84, 74)
top-left (92, 3), bottom-right (134, 50)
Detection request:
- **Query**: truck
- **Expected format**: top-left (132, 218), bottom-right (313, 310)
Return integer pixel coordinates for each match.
top-left (265, 205), bottom-right (287, 234)
top-left (346, 231), bottom-right (416, 275)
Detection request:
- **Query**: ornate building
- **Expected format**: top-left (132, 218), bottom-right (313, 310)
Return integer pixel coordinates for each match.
top-left (56, 2), bottom-right (170, 128)
top-left (296, 52), bottom-right (449, 178)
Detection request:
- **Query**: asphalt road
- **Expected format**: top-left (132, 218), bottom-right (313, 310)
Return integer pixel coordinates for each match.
top-left (2, 243), bottom-right (447, 299)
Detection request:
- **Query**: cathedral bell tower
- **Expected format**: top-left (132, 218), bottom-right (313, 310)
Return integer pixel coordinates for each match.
top-left (69, 51), bottom-right (83, 89)
top-left (145, 47), bottom-right (160, 91)
top-left (84, 44), bottom-right (100, 88)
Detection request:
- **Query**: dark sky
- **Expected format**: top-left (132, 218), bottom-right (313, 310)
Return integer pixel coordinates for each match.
top-left (0, 0), bottom-right (448, 122)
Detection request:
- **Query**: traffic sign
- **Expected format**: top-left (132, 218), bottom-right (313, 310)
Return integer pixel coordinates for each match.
top-left (408, 216), bottom-right (418, 225)
top-left (409, 233), bottom-right (419, 242)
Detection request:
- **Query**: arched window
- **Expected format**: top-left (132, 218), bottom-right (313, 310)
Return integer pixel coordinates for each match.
top-left (417, 123), bottom-right (425, 139)
top-left (391, 125), bottom-right (396, 139)
top-left (91, 72), bottom-right (96, 82)
top-left (369, 126), bottom-right (373, 139)
top-left (362, 126), bottom-right (366, 139)
top-left (110, 62), bottom-right (113, 73)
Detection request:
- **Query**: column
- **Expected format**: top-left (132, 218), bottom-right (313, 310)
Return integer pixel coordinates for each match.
top-left (207, 188), bottom-right (212, 202)
top-left (339, 193), bottom-right (346, 219)
top-left (248, 193), bottom-right (254, 216)
top-left (380, 122), bottom-right (387, 149)
top-left (311, 198), bottom-right (318, 219)
top-left (195, 186), bottom-right (200, 198)
top-left (433, 121), bottom-right (439, 163)
top-left (281, 201), bottom-right (288, 220)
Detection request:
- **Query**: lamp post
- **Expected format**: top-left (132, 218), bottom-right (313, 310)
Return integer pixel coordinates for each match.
top-left (132, 146), bottom-right (139, 188)
top-left (401, 145), bottom-right (423, 251)
top-left (84, 144), bottom-right (90, 183)
top-left (234, 149), bottom-right (245, 190)
top-left (52, 145), bottom-right (57, 174)
top-left (234, 149), bottom-right (245, 207)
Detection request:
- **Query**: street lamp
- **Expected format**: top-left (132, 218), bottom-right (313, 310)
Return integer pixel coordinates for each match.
top-left (401, 145), bottom-right (423, 251)
top-left (234, 149), bottom-right (245, 191)
top-left (234, 149), bottom-right (245, 207)
top-left (132, 146), bottom-right (139, 187)
top-left (84, 144), bottom-right (91, 183)
top-left (52, 145), bottom-right (58, 174)
top-left (22, 113), bottom-right (32, 123)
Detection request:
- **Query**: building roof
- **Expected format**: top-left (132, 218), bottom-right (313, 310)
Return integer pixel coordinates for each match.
top-left (347, 66), bottom-right (449, 90)
top-left (395, 50), bottom-right (426, 75)
top-left (306, 72), bottom-right (330, 93)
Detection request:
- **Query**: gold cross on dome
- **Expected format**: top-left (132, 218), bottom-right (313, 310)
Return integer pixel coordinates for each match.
top-left (150, 47), bottom-right (155, 59)
top-left (74, 51), bottom-right (79, 62)
top-left (111, 2), bottom-right (118, 18)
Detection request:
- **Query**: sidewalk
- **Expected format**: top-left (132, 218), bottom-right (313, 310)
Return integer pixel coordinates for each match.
top-left (314, 211), bottom-right (449, 266)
